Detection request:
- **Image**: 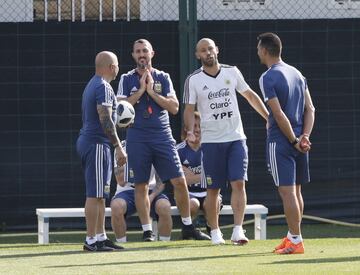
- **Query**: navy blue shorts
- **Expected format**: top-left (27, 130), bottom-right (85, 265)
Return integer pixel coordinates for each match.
top-left (201, 140), bottom-right (248, 189)
top-left (266, 139), bottom-right (310, 186)
top-left (126, 141), bottom-right (184, 184)
top-left (76, 138), bottom-right (112, 198)
top-left (112, 189), bottom-right (170, 220)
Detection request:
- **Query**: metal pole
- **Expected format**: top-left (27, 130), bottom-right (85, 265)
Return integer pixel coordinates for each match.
top-left (57, 0), bottom-right (61, 22)
top-left (113, 0), bottom-right (116, 22)
top-left (44, 0), bottom-right (48, 22)
top-left (188, 0), bottom-right (198, 72)
top-left (179, 0), bottom-right (189, 107)
top-left (127, 0), bottom-right (130, 21)
top-left (99, 0), bottom-right (103, 22)
top-left (71, 0), bottom-right (75, 22)
top-left (81, 0), bottom-right (85, 22)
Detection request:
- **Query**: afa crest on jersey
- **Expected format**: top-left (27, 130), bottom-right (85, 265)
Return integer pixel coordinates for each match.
top-left (104, 185), bottom-right (110, 194)
top-left (129, 169), bottom-right (134, 178)
top-left (154, 81), bottom-right (162, 93)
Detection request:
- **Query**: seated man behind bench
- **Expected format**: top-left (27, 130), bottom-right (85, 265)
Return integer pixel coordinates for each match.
top-left (177, 111), bottom-right (222, 235)
top-left (111, 141), bottom-right (173, 242)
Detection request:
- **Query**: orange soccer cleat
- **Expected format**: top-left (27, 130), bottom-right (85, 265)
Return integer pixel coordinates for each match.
top-left (273, 237), bottom-right (289, 252)
top-left (275, 240), bottom-right (305, 254)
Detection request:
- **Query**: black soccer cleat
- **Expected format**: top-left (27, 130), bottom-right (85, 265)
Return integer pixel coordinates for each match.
top-left (83, 241), bottom-right (114, 252)
top-left (101, 239), bottom-right (124, 250)
top-left (143, 230), bottom-right (156, 242)
top-left (182, 224), bottom-right (211, 241)
top-left (206, 224), bottom-right (212, 236)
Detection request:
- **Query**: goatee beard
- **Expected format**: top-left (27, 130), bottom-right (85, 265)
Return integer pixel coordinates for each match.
top-left (138, 63), bottom-right (147, 70)
top-left (203, 59), bottom-right (217, 67)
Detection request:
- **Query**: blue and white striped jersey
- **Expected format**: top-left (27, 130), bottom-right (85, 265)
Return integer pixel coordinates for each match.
top-left (176, 141), bottom-right (206, 195)
top-left (259, 61), bottom-right (307, 140)
top-left (117, 69), bottom-right (177, 142)
top-left (79, 75), bottom-right (117, 144)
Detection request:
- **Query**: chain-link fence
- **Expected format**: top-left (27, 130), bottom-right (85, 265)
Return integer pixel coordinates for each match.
top-left (0, 0), bottom-right (33, 22)
top-left (0, 0), bottom-right (141, 22)
top-left (1, 0), bottom-right (359, 22)
top-left (33, 0), bottom-right (141, 21)
top-left (199, 0), bottom-right (360, 20)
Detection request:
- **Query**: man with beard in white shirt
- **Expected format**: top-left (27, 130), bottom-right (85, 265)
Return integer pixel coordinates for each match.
top-left (183, 38), bottom-right (269, 245)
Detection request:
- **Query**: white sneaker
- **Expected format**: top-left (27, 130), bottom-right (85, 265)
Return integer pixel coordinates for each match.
top-left (231, 229), bottom-right (249, 245)
top-left (211, 229), bottom-right (225, 245)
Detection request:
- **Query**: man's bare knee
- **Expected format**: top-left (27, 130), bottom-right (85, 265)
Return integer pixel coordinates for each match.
top-left (111, 199), bottom-right (127, 217)
top-left (278, 186), bottom-right (296, 200)
top-left (190, 198), bottom-right (200, 210)
top-left (170, 176), bottom-right (187, 189)
top-left (156, 199), bottom-right (171, 217)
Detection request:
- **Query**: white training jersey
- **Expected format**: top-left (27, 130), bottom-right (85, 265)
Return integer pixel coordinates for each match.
top-left (114, 141), bottom-right (156, 194)
top-left (183, 65), bottom-right (250, 143)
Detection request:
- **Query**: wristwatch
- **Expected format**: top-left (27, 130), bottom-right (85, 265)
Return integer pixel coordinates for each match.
top-left (291, 138), bottom-right (300, 146)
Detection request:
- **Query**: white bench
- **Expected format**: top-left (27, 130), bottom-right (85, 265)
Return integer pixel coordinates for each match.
top-left (36, 204), bottom-right (268, 244)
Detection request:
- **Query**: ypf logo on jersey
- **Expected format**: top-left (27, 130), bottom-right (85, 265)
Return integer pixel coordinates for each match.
top-left (213, 111), bottom-right (233, 120)
top-left (154, 81), bottom-right (162, 94)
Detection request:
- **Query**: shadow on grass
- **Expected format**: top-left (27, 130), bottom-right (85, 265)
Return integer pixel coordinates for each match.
top-left (0, 242), bottom-right (218, 259)
top-left (45, 252), bottom-right (273, 269)
top-left (0, 250), bottom-right (87, 259)
top-left (0, 244), bottom-right (78, 249)
top-left (267, 256), bottom-right (360, 264)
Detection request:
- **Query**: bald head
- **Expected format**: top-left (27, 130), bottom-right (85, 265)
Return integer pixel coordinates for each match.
top-left (195, 38), bottom-right (219, 68)
top-left (95, 51), bottom-right (119, 82)
top-left (95, 51), bottom-right (118, 68)
top-left (196, 38), bottom-right (216, 52)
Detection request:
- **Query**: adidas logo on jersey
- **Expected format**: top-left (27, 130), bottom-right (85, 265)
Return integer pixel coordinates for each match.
top-left (202, 85), bottom-right (209, 90)
top-left (130, 86), bottom-right (138, 96)
top-left (183, 159), bottom-right (189, 165)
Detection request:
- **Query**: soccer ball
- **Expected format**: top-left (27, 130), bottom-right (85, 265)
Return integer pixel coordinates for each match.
top-left (116, 100), bottom-right (135, 128)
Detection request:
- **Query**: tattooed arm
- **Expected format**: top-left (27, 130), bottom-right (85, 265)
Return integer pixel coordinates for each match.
top-left (97, 104), bottom-right (119, 145)
top-left (97, 104), bottom-right (127, 166)
top-left (114, 165), bottom-right (126, 187)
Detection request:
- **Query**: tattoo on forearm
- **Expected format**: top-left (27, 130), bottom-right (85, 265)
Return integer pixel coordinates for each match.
top-left (97, 105), bottom-right (118, 145)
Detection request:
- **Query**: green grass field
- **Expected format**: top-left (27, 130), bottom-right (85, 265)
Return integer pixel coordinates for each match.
top-left (1, 224), bottom-right (360, 275)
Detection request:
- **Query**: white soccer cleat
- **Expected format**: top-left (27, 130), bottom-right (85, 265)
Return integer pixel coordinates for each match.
top-left (211, 230), bottom-right (226, 245)
top-left (231, 229), bottom-right (249, 245)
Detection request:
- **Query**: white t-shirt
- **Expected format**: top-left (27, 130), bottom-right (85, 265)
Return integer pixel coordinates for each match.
top-left (183, 65), bottom-right (250, 143)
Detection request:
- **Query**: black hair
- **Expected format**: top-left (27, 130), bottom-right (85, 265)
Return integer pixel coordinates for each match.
top-left (257, 32), bottom-right (282, 57)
